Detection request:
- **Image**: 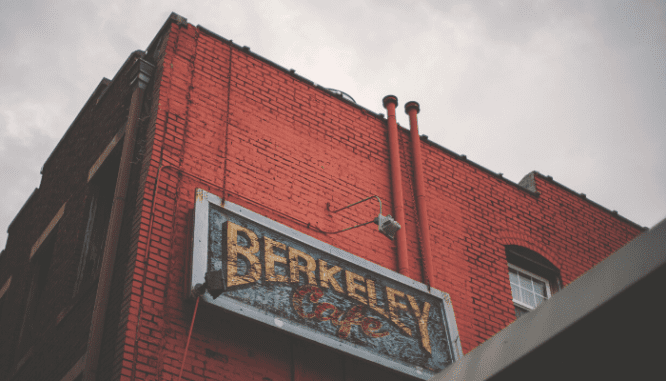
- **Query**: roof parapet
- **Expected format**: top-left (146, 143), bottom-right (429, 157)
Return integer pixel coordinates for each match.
top-left (529, 171), bottom-right (647, 231)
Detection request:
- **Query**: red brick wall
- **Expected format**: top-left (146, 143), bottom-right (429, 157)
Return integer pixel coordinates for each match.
top-left (119, 20), bottom-right (644, 380)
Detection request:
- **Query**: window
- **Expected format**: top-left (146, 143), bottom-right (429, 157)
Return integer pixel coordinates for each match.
top-left (73, 149), bottom-right (119, 296)
top-left (18, 228), bottom-right (57, 352)
top-left (508, 265), bottom-right (550, 317)
top-left (506, 246), bottom-right (560, 318)
top-left (72, 186), bottom-right (113, 295)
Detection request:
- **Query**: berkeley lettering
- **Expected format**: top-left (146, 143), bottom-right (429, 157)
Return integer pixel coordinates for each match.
top-left (318, 259), bottom-right (344, 293)
top-left (366, 279), bottom-right (388, 318)
top-left (264, 236), bottom-right (289, 282)
top-left (345, 270), bottom-right (368, 305)
top-left (226, 221), bottom-right (261, 287)
top-left (289, 247), bottom-right (317, 285)
top-left (407, 294), bottom-right (432, 354)
top-left (224, 221), bottom-right (432, 348)
top-left (386, 286), bottom-right (412, 336)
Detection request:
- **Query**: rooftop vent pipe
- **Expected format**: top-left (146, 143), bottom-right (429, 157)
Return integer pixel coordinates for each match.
top-left (383, 95), bottom-right (410, 277)
top-left (405, 101), bottom-right (434, 287)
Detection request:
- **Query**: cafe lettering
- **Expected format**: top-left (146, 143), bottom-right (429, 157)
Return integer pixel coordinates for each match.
top-left (190, 189), bottom-right (462, 379)
top-left (225, 220), bottom-right (433, 352)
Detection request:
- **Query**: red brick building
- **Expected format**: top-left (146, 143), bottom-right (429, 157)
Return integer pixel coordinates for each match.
top-left (0, 13), bottom-right (645, 381)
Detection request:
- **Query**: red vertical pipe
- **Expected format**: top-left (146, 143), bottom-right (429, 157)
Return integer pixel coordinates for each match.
top-left (382, 95), bottom-right (410, 277)
top-left (405, 101), bottom-right (434, 287)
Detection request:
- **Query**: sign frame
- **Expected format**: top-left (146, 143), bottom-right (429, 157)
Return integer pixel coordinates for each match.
top-left (190, 189), bottom-right (463, 379)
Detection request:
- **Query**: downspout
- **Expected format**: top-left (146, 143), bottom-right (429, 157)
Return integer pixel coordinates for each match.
top-left (382, 95), bottom-right (410, 277)
top-left (405, 101), bottom-right (434, 288)
top-left (82, 54), bottom-right (154, 381)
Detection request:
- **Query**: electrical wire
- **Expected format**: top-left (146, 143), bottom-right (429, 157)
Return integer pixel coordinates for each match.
top-left (177, 296), bottom-right (200, 381)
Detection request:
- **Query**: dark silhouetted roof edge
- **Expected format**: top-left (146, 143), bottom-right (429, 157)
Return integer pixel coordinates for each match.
top-left (41, 50), bottom-right (146, 172)
top-left (7, 188), bottom-right (39, 233)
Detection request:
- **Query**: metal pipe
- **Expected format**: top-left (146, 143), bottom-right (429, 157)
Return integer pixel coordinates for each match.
top-left (327, 195), bottom-right (382, 215)
top-left (312, 219), bottom-right (377, 235)
top-left (405, 101), bottom-right (434, 287)
top-left (83, 55), bottom-right (154, 381)
top-left (315, 195), bottom-right (384, 234)
top-left (382, 95), bottom-right (410, 277)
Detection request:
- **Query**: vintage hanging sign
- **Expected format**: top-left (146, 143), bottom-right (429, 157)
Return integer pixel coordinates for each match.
top-left (190, 189), bottom-right (462, 379)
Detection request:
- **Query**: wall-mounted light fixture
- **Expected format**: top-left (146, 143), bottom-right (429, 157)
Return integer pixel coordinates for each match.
top-left (375, 213), bottom-right (401, 240)
top-left (319, 195), bottom-right (401, 240)
top-left (191, 269), bottom-right (225, 299)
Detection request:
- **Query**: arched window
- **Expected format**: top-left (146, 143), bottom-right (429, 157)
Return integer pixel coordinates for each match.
top-left (506, 246), bottom-right (561, 318)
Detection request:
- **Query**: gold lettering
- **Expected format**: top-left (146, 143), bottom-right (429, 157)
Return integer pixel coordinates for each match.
top-left (318, 260), bottom-right (344, 293)
top-left (366, 279), bottom-right (388, 318)
top-left (386, 287), bottom-right (412, 336)
top-left (345, 270), bottom-right (368, 305)
top-left (264, 237), bottom-right (289, 282)
top-left (407, 295), bottom-right (432, 354)
top-left (226, 222), bottom-right (261, 288)
top-left (289, 248), bottom-right (317, 285)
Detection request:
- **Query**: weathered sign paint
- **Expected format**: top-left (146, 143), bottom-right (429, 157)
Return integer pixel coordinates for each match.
top-left (190, 189), bottom-right (462, 379)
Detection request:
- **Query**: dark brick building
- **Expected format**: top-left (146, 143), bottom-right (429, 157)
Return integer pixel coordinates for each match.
top-left (0, 13), bottom-right (645, 381)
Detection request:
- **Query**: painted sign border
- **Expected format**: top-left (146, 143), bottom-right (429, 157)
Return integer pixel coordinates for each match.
top-left (190, 189), bottom-right (463, 379)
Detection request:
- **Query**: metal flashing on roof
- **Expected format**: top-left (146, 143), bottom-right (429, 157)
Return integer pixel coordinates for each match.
top-left (169, 12), bottom-right (188, 26)
top-left (94, 78), bottom-right (112, 104)
top-left (518, 171), bottom-right (537, 193)
top-left (325, 88), bottom-right (356, 103)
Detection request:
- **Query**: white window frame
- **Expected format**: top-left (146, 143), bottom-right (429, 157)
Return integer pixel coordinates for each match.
top-left (508, 263), bottom-right (552, 312)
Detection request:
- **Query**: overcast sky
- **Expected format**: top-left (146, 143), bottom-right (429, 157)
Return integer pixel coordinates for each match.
top-left (1, 0), bottom-right (665, 250)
